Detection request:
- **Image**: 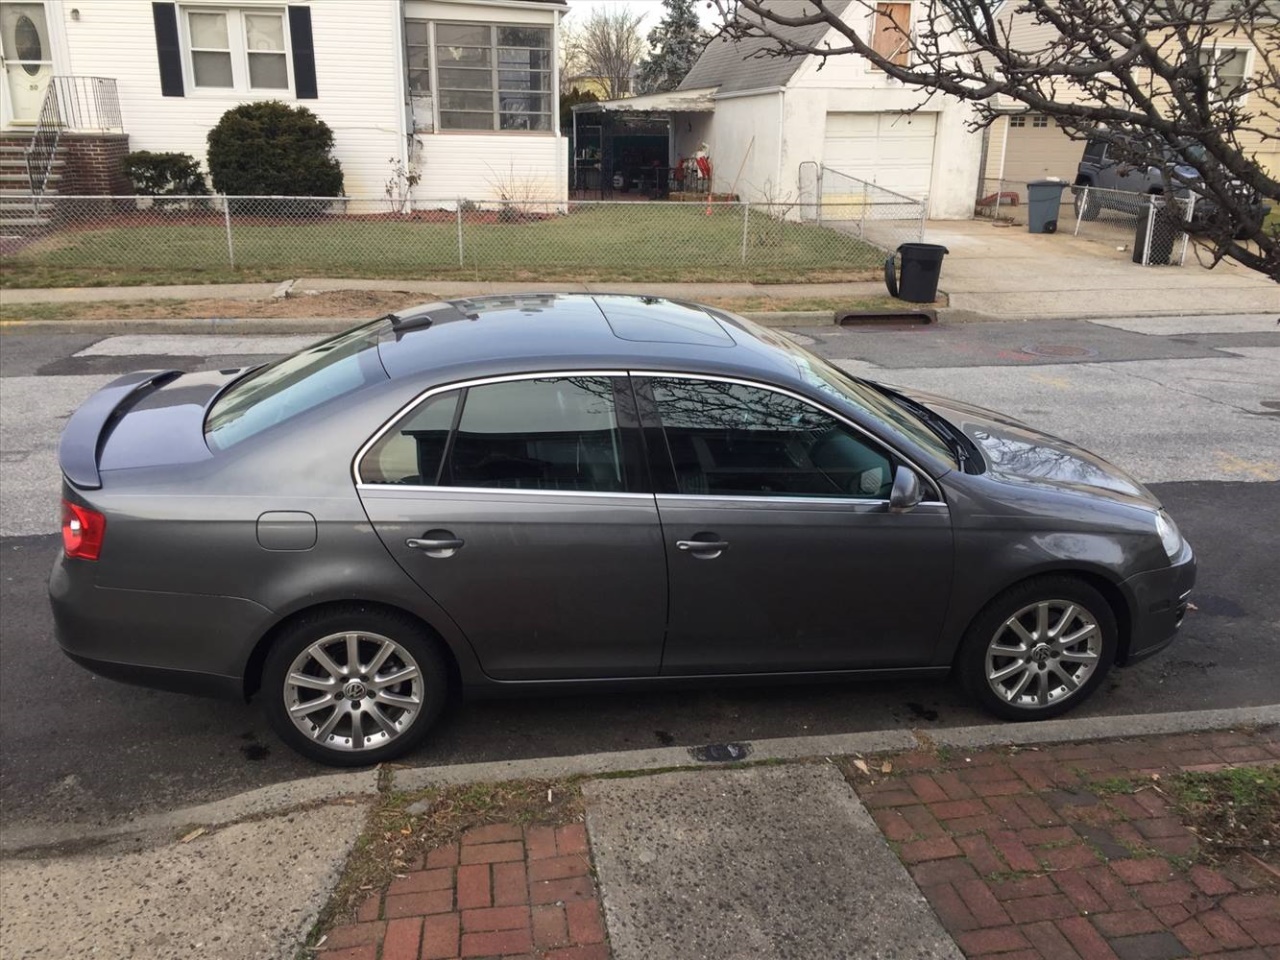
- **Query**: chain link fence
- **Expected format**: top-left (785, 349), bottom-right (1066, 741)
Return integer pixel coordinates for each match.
top-left (1069, 185), bottom-right (1194, 266)
top-left (0, 194), bottom-right (901, 287)
top-left (798, 163), bottom-right (927, 254)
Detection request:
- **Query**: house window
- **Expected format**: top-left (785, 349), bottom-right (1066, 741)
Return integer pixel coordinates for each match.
top-left (1009, 115), bottom-right (1026, 128)
top-left (435, 22), bottom-right (552, 131)
top-left (1198, 46), bottom-right (1249, 101)
top-left (1032, 114), bottom-right (1048, 128)
top-left (406, 19), bottom-right (430, 95)
top-left (871, 3), bottom-right (911, 67)
top-left (183, 7), bottom-right (290, 93)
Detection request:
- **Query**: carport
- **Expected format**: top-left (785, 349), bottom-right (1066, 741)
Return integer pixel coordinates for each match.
top-left (570, 87), bottom-right (716, 198)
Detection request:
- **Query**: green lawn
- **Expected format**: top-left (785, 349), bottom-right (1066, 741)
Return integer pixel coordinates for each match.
top-left (2, 204), bottom-right (883, 288)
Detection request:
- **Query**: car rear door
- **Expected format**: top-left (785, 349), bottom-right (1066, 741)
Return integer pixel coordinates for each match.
top-left (356, 373), bottom-right (667, 680)
top-left (637, 375), bottom-right (953, 675)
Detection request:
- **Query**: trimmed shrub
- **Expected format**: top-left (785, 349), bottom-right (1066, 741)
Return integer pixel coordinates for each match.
top-left (206, 101), bottom-right (343, 212)
top-left (122, 151), bottom-right (210, 196)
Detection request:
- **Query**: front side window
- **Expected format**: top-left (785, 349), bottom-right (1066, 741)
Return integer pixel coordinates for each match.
top-left (184, 7), bottom-right (290, 93)
top-left (360, 377), bottom-right (629, 493)
top-left (436, 22), bottom-right (552, 131)
top-left (651, 378), bottom-right (895, 500)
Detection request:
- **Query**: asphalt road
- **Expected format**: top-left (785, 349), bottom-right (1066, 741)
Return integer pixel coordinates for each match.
top-left (1, 317), bottom-right (1277, 830)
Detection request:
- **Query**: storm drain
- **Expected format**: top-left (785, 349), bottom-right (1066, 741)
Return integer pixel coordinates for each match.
top-left (1019, 343), bottom-right (1099, 359)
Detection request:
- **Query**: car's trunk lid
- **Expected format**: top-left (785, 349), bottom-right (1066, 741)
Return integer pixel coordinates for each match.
top-left (60, 369), bottom-right (247, 488)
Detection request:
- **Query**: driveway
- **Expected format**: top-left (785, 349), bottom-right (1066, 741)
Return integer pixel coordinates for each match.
top-left (913, 219), bottom-right (1277, 320)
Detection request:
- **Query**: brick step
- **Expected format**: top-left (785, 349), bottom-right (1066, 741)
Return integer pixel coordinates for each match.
top-left (0, 216), bottom-right (51, 228)
top-left (0, 188), bottom-right (59, 198)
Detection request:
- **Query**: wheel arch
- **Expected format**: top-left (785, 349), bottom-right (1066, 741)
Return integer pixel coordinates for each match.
top-left (242, 599), bottom-right (464, 700)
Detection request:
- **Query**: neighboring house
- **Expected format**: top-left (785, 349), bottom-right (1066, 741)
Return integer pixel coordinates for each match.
top-left (982, 4), bottom-right (1280, 198)
top-left (575, 0), bottom-right (982, 218)
top-left (0, 0), bottom-right (570, 202)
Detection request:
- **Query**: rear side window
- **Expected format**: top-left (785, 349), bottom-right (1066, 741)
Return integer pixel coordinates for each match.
top-left (206, 322), bottom-right (386, 450)
top-left (650, 378), bottom-right (894, 499)
top-left (359, 376), bottom-right (637, 493)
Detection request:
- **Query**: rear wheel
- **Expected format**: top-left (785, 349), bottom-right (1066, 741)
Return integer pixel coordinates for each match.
top-left (958, 577), bottom-right (1117, 721)
top-left (262, 607), bottom-right (449, 766)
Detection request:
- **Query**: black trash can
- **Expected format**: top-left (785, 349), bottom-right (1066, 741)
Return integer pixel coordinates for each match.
top-left (885, 242), bottom-right (949, 303)
top-left (1132, 197), bottom-right (1177, 265)
top-left (1026, 179), bottom-right (1068, 233)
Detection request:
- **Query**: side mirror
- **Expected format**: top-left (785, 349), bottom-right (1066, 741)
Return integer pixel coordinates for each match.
top-left (889, 467), bottom-right (923, 514)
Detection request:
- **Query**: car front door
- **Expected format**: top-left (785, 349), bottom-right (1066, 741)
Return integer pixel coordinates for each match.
top-left (357, 373), bottom-right (667, 680)
top-left (638, 375), bottom-right (953, 675)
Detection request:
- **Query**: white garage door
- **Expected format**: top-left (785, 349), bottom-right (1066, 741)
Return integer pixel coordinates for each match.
top-left (823, 112), bottom-right (936, 199)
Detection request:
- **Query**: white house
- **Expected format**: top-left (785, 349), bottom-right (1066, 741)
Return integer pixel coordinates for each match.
top-left (0, 0), bottom-right (570, 201)
top-left (576, 0), bottom-right (982, 219)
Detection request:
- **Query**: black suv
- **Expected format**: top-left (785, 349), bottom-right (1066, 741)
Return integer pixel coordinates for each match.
top-left (1072, 134), bottom-right (1269, 232)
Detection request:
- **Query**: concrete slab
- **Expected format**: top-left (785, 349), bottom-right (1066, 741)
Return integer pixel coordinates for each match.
top-left (1088, 314), bottom-right (1280, 335)
top-left (0, 802), bottom-right (365, 960)
top-left (583, 764), bottom-right (962, 960)
top-left (0, 282), bottom-right (279, 304)
top-left (75, 334), bottom-right (319, 357)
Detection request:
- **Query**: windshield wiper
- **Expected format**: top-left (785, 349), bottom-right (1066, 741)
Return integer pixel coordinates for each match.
top-left (858, 380), bottom-right (973, 468)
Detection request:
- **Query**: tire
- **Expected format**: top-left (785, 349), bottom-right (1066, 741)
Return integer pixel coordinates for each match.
top-left (1073, 188), bottom-right (1100, 221)
top-left (957, 577), bottom-right (1117, 722)
top-left (262, 606), bottom-right (449, 766)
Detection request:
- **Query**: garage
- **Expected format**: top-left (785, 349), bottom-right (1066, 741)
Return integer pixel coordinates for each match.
top-left (992, 114), bottom-right (1081, 187)
top-left (822, 112), bottom-right (937, 199)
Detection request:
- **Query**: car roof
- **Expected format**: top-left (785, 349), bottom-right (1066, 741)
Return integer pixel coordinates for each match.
top-left (374, 293), bottom-right (804, 385)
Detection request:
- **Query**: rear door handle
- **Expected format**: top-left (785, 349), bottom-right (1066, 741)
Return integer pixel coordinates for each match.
top-left (676, 539), bottom-right (729, 558)
top-left (406, 533), bottom-right (464, 557)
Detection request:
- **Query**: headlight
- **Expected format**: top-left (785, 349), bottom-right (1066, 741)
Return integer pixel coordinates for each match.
top-left (1155, 510), bottom-right (1183, 558)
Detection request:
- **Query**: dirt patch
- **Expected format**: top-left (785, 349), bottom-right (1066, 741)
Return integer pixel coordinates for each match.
top-left (1167, 765), bottom-right (1280, 876)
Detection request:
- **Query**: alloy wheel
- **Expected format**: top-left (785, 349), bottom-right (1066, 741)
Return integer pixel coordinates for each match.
top-left (985, 600), bottom-right (1102, 709)
top-left (283, 631), bottom-right (424, 752)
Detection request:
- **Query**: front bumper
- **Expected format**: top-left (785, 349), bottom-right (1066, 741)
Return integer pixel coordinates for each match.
top-left (49, 554), bottom-right (270, 700)
top-left (1119, 544), bottom-right (1196, 665)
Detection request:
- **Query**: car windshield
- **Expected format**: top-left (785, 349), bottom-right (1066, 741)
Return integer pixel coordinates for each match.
top-left (745, 323), bottom-right (957, 466)
top-left (205, 321), bottom-right (388, 449)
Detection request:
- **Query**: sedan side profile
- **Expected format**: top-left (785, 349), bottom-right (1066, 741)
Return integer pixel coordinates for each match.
top-left (51, 295), bottom-right (1195, 765)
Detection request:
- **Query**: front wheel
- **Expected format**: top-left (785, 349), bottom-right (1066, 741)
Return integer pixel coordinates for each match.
top-left (958, 577), bottom-right (1117, 721)
top-left (1073, 188), bottom-right (1100, 221)
top-left (262, 607), bottom-right (449, 766)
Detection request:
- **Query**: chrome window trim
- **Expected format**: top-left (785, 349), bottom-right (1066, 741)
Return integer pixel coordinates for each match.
top-left (640, 371), bottom-right (947, 504)
top-left (352, 370), bottom-right (630, 488)
top-left (655, 493), bottom-right (950, 510)
top-left (358, 485), bottom-right (655, 501)
top-left (352, 368), bottom-right (947, 505)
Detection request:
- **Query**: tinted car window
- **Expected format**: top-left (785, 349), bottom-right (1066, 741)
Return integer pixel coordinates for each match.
top-left (360, 390), bottom-right (460, 485)
top-left (448, 377), bottom-right (626, 492)
top-left (651, 378), bottom-right (894, 499)
top-left (206, 322), bottom-right (386, 450)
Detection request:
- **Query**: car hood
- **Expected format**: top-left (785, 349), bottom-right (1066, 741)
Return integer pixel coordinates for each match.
top-left (901, 388), bottom-right (1160, 508)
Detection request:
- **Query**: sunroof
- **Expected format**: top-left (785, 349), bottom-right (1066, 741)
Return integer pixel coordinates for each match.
top-left (595, 296), bottom-right (736, 347)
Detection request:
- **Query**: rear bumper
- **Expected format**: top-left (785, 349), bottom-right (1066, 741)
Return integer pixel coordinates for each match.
top-left (50, 555), bottom-right (269, 700)
top-left (1119, 545), bottom-right (1196, 665)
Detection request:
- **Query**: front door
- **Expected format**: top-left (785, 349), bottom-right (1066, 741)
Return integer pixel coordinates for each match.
top-left (639, 376), bottom-right (953, 674)
top-left (1, 2), bottom-right (53, 123)
top-left (357, 374), bottom-right (667, 680)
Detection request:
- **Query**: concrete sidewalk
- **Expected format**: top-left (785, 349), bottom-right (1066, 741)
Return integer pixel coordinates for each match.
top-left (4, 707), bottom-right (1276, 960)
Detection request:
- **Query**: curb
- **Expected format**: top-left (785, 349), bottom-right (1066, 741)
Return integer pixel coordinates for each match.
top-left (5, 704), bottom-right (1275, 857)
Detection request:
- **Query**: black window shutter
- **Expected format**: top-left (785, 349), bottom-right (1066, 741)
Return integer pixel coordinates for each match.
top-left (152, 2), bottom-right (184, 97)
top-left (289, 7), bottom-right (318, 99)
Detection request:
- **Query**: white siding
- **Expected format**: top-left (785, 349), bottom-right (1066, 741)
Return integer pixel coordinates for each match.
top-left (60, 0), bottom-right (404, 197)
top-left (415, 133), bottom-right (567, 202)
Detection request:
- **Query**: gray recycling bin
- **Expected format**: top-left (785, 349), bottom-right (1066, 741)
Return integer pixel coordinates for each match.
top-left (884, 242), bottom-right (948, 303)
top-left (1026, 179), bottom-right (1069, 233)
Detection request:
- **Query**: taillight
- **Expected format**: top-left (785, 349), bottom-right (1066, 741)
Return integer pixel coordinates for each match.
top-left (62, 500), bottom-right (106, 560)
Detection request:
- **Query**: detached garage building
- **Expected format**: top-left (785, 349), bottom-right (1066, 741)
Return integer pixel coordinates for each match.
top-left (575, 0), bottom-right (981, 218)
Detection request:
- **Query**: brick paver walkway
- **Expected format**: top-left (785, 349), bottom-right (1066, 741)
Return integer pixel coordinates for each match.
top-left (856, 729), bottom-right (1280, 960)
top-left (317, 822), bottom-right (609, 960)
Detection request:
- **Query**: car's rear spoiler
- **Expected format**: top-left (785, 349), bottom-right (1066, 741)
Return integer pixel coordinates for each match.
top-left (59, 370), bottom-right (181, 489)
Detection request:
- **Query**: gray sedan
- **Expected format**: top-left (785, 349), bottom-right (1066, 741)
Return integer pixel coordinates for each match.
top-left (50, 295), bottom-right (1195, 765)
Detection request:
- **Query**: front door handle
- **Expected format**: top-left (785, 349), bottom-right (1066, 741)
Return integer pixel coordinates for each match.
top-left (677, 538), bottom-right (729, 559)
top-left (406, 532), bottom-right (464, 558)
